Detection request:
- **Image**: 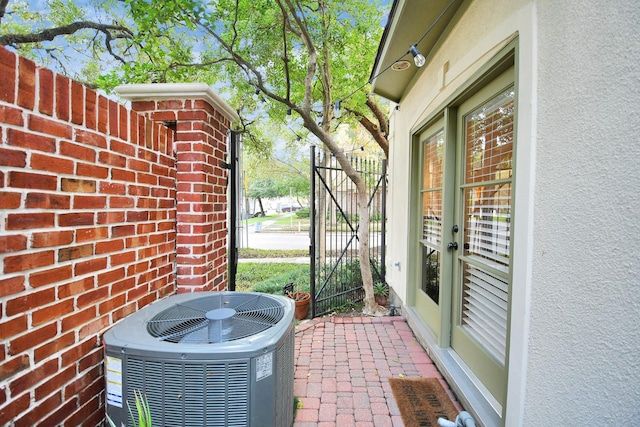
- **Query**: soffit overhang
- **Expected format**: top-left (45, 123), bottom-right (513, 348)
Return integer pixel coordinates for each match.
top-left (370, 0), bottom-right (464, 103)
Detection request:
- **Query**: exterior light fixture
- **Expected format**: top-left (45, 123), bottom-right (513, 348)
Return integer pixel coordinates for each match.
top-left (409, 45), bottom-right (426, 68)
top-left (286, 107), bottom-right (292, 123)
top-left (391, 60), bottom-right (411, 71)
top-left (252, 89), bottom-right (260, 100)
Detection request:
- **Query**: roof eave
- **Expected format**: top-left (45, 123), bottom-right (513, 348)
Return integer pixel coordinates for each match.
top-left (370, 0), bottom-right (465, 102)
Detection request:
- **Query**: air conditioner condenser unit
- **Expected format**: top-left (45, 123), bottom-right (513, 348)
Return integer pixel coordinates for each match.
top-left (103, 292), bottom-right (295, 427)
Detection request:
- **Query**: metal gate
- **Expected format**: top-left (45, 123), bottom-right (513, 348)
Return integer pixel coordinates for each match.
top-left (310, 146), bottom-right (387, 317)
top-left (227, 130), bottom-right (242, 291)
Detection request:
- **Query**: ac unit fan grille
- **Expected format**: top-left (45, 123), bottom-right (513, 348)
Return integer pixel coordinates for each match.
top-left (146, 293), bottom-right (285, 343)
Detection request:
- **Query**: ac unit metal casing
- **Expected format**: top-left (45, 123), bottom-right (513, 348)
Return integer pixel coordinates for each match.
top-left (103, 292), bottom-right (295, 427)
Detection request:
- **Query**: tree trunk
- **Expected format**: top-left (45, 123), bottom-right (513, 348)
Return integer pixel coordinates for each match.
top-left (330, 152), bottom-right (385, 316)
top-left (355, 183), bottom-right (376, 315)
top-left (315, 152), bottom-right (328, 273)
top-left (257, 198), bottom-right (265, 216)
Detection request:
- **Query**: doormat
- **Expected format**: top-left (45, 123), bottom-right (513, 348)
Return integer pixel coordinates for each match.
top-left (389, 377), bottom-right (459, 427)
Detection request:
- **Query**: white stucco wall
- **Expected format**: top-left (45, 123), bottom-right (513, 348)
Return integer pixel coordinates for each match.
top-left (525, 1), bottom-right (640, 424)
top-left (386, 0), bottom-right (639, 425)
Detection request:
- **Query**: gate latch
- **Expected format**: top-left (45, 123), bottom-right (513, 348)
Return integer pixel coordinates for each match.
top-left (447, 242), bottom-right (458, 250)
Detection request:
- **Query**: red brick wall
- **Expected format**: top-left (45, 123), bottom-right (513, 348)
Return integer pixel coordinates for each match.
top-left (130, 98), bottom-right (230, 293)
top-left (0, 48), bottom-right (231, 425)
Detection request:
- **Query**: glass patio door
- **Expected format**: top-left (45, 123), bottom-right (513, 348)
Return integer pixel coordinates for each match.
top-left (415, 122), bottom-right (446, 340)
top-left (450, 74), bottom-right (515, 407)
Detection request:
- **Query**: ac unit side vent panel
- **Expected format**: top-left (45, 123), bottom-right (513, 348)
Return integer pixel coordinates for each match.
top-left (126, 358), bottom-right (250, 426)
top-left (276, 328), bottom-right (295, 426)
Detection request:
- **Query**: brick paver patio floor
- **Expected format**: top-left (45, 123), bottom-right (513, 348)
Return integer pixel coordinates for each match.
top-left (293, 316), bottom-right (463, 427)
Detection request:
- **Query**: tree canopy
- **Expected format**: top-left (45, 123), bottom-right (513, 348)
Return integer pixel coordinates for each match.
top-left (0, 0), bottom-right (391, 315)
top-left (1, 0), bottom-right (389, 155)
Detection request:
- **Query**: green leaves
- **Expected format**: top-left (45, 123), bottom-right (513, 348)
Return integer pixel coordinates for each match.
top-left (247, 173), bottom-right (310, 200)
top-left (2, 0), bottom-right (390, 158)
top-left (248, 178), bottom-right (281, 200)
top-left (128, 389), bottom-right (152, 427)
top-left (106, 389), bottom-right (152, 427)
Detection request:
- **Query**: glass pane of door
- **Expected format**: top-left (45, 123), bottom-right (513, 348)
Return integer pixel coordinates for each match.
top-left (461, 88), bottom-right (513, 362)
top-left (422, 248), bottom-right (441, 303)
top-left (421, 129), bottom-right (445, 304)
top-left (463, 185), bottom-right (511, 273)
top-left (415, 126), bottom-right (445, 339)
top-left (461, 182), bottom-right (512, 362)
top-left (451, 81), bottom-right (514, 406)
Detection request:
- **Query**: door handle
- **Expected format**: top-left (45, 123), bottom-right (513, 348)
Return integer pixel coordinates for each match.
top-left (447, 242), bottom-right (458, 250)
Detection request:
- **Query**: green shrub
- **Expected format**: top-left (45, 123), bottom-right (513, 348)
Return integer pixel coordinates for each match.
top-left (317, 258), bottom-right (384, 296)
top-left (235, 263), bottom-right (310, 294)
top-left (236, 263), bottom-right (299, 284)
top-left (251, 265), bottom-right (310, 294)
top-left (251, 281), bottom-right (289, 295)
top-left (373, 281), bottom-right (389, 297)
top-left (295, 208), bottom-right (310, 218)
top-left (107, 390), bottom-right (152, 427)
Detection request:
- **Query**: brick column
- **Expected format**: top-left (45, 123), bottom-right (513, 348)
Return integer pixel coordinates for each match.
top-left (116, 83), bottom-right (238, 293)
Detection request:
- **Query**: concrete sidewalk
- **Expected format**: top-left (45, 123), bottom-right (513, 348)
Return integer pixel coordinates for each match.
top-left (293, 316), bottom-right (464, 427)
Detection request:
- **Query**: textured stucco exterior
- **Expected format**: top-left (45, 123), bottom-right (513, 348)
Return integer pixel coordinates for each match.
top-left (525, 1), bottom-right (640, 425)
top-left (382, 0), bottom-right (640, 425)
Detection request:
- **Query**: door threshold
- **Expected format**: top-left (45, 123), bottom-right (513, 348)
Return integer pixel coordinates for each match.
top-left (404, 306), bottom-right (502, 427)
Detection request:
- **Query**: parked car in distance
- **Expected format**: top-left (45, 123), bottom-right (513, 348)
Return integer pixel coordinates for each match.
top-left (278, 203), bottom-right (302, 212)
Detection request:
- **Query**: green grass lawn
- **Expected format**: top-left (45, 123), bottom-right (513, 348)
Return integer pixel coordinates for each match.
top-left (244, 212), bottom-right (384, 233)
top-left (238, 248), bottom-right (309, 258)
top-left (244, 213), bottom-right (278, 225)
top-left (270, 214), bottom-right (311, 231)
top-left (235, 262), bottom-right (310, 294)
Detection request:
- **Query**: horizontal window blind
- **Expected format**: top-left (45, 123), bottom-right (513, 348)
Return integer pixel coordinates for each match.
top-left (422, 130), bottom-right (444, 246)
top-left (460, 86), bottom-right (514, 365)
top-left (423, 187), bottom-right (442, 245)
top-left (462, 263), bottom-right (508, 362)
top-left (464, 184), bottom-right (511, 273)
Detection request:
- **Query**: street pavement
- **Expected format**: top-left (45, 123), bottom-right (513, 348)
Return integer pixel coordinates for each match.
top-left (238, 213), bottom-right (310, 251)
top-left (237, 213), bottom-right (381, 257)
top-left (246, 228), bottom-right (310, 250)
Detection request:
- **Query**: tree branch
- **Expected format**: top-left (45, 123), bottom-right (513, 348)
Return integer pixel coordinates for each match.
top-left (166, 57), bottom-right (232, 73)
top-left (282, 0), bottom-right (317, 112)
top-left (346, 104), bottom-right (389, 159)
top-left (0, 21), bottom-right (132, 45)
top-left (190, 14), bottom-right (266, 88)
top-left (0, 0), bottom-right (9, 22)
top-left (319, 0), bottom-right (333, 129)
top-left (0, 21), bottom-right (134, 63)
top-left (366, 94), bottom-right (388, 138)
top-left (277, 1), bottom-right (292, 101)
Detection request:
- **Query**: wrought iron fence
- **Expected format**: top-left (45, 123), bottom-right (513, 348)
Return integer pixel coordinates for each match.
top-left (310, 146), bottom-right (387, 316)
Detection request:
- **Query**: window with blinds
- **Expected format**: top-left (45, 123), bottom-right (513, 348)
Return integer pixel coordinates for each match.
top-left (460, 87), bottom-right (514, 363)
top-left (422, 130), bottom-right (444, 246)
top-left (421, 130), bottom-right (444, 304)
